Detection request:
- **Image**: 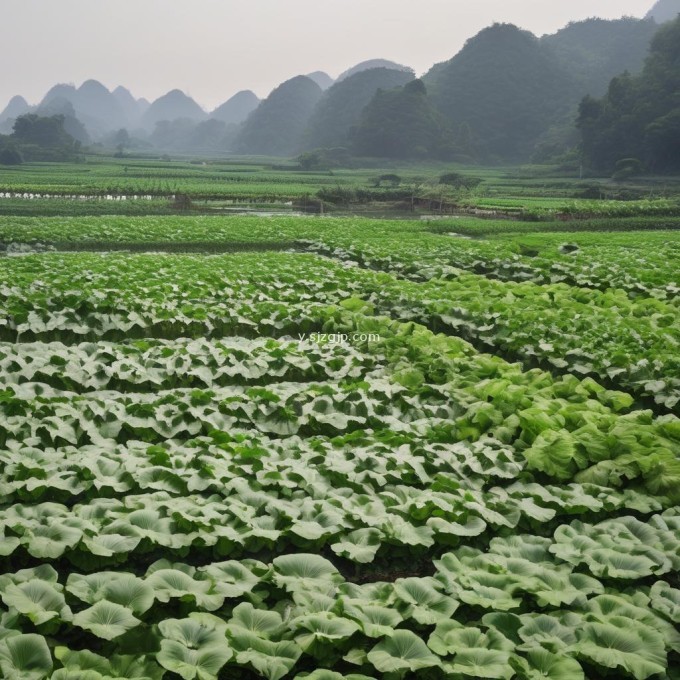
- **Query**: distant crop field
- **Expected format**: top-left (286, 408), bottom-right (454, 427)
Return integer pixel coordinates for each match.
top-left (2, 157), bottom-right (679, 219)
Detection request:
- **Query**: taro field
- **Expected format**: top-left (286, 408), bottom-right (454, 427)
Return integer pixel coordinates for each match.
top-left (0, 215), bottom-right (679, 680)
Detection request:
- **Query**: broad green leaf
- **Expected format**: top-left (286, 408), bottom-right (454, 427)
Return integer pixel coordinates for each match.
top-left (393, 577), bottom-right (459, 625)
top-left (330, 529), bottom-right (381, 563)
top-left (232, 634), bottom-right (302, 680)
top-left (1, 580), bottom-right (70, 625)
top-left (367, 630), bottom-right (439, 674)
top-left (226, 603), bottom-right (283, 639)
top-left (294, 613), bottom-right (360, 650)
top-left (72, 600), bottom-right (141, 640)
top-left (159, 614), bottom-right (228, 648)
top-left (0, 634), bottom-right (53, 680)
top-left (343, 603), bottom-right (403, 638)
top-left (146, 569), bottom-right (223, 611)
top-left (272, 554), bottom-right (343, 594)
top-left (516, 614), bottom-right (578, 652)
top-left (511, 648), bottom-right (584, 680)
top-left (157, 640), bottom-right (232, 680)
top-left (650, 581), bottom-right (680, 623)
top-left (295, 672), bottom-right (376, 680)
top-left (575, 622), bottom-right (666, 680)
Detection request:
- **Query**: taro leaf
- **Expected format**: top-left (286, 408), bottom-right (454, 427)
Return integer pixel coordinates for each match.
top-left (367, 629), bottom-right (439, 674)
top-left (393, 577), bottom-right (459, 625)
top-left (1, 579), bottom-right (71, 625)
top-left (226, 602), bottom-right (284, 639)
top-left (0, 633), bottom-right (53, 680)
top-left (81, 529), bottom-right (141, 557)
top-left (157, 640), bottom-right (232, 680)
top-left (198, 560), bottom-right (268, 599)
top-left (0, 532), bottom-right (19, 556)
top-left (528, 571), bottom-right (603, 608)
top-left (585, 549), bottom-right (669, 580)
top-left (511, 648), bottom-right (584, 680)
top-left (481, 613), bottom-right (523, 645)
top-left (231, 632), bottom-right (302, 680)
top-left (459, 582), bottom-right (521, 612)
top-left (146, 569), bottom-right (223, 611)
top-left (159, 614), bottom-right (228, 648)
top-left (382, 518), bottom-right (434, 547)
top-left (293, 613), bottom-right (360, 650)
top-left (103, 574), bottom-right (155, 615)
top-left (71, 600), bottom-right (141, 640)
top-left (523, 430), bottom-right (584, 481)
top-left (442, 649), bottom-right (515, 679)
top-left (330, 528), bottom-right (381, 563)
top-left (67, 572), bottom-right (154, 615)
top-left (428, 622), bottom-right (513, 664)
top-left (428, 515), bottom-right (487, 538)
top-left (344, 646), bottom-right (369, 666)
top-left (289, 511), bottom-right (343, 542)
top-left (650, 581), bottom-right (680, 623)
top-left (272, 554), bottom-right (343, 594)
top-left (343, 602), bottom-right (403, 638)
top-left (575, 622), bottom-right (666, 680)
top-left (295, 671), bottom-right (377, 680)
top-left (0, 565), bottom-right (59, 588)
top-left (584, 596), bottom-right (680, 652)
top-left (54, 646), bottom-right (164, 679)
top-left (516, 614), bottom-right (579, 652)
top-left (24, 522), bottom-right (82, 559)
top-left (66, 572), bottom-right (113, 603)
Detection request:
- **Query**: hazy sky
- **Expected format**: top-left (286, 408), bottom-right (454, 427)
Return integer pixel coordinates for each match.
top-left (2, 0), bottom-right (655, 111)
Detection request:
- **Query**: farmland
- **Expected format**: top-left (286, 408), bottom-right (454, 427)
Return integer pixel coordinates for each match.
top-left (2, 156), bottom-right (680, 219)
top-left (0, 162), bottom-right (679, 679)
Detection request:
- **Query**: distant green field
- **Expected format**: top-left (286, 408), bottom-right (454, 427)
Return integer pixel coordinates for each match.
top-left (2, 156), bottom-right (679, 219)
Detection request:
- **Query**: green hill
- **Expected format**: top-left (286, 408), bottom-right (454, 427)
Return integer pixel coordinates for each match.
top-left (353, 80), bottom-right (454, 159)
top-left (234, 76), bottom-right (322, 156)
top-left (424, 23), bottom-right (578, 162)
top-left (303, 68), bottom-right (414, 150)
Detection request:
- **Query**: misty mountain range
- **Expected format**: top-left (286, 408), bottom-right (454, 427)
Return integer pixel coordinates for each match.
top-left (1, 0), bottom-right (678, 162)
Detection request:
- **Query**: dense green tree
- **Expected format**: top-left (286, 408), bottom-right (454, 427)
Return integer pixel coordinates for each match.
top-left (13, 114), bottom-right (74, 147)
top-left (352, 80), bottom-right (455, 159)
top-left (36, 97), bottom-right (90, 144)
top-left (7, 113), bottom-right (81, 161)
top-left (577, 16), bottom-right (680, 173)
top-left (303, 68), bottom-right (414, 150)
top-left (0, 144), bottom-right (22, 165)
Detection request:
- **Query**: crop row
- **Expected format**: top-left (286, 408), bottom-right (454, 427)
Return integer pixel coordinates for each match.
top-left (1, 311), bottom-right (678, 498)
top-left (0, 337), bottom-right (377, 393)
top-left (1, 510), bottom-right (678, 679)
top-left (361, 274), bottom-right (680, 410)
top-left (306, 229), bottom-right (680, 302)
top-left (1, 425), bottom-right (666, 565)
top-left (2, 251), bottom-right (679, 411)
top-left (2, 215), bottom-right (677, 303)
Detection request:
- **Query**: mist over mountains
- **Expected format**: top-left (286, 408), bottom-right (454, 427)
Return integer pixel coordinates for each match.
top-left (1, 2), bottom-right (677, 164)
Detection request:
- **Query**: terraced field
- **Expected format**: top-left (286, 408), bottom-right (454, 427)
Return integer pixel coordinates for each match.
top-left (0, 216), bottom-right (678, 679)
